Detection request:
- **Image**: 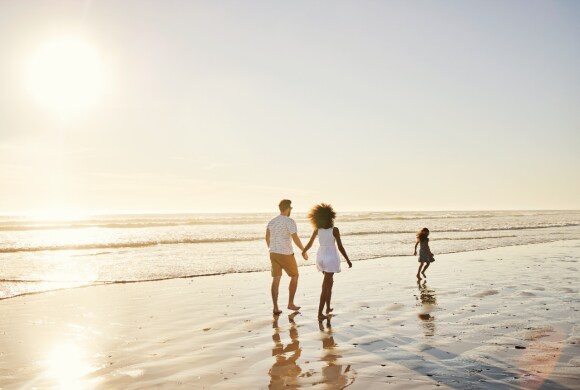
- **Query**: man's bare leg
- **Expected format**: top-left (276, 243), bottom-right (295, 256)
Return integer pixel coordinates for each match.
top-left (271, 276), bottom-right (282, 315)
top-left (288, 275), bottom-right (300, 311)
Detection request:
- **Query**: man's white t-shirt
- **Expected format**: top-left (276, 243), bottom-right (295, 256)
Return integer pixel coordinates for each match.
top-left (267, 215), bottom-right (297, 255)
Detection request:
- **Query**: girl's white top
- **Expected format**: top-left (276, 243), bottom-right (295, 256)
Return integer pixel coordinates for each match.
top-left (316, 228), bottom-right (341, 273)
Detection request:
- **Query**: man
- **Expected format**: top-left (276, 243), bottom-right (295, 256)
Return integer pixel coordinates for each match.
top-left (266, 199), bottom-right (308, 315)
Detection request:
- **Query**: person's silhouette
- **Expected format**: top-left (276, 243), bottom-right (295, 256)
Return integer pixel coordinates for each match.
top-left (318, 319), bottom-right (355, 387)
top-left (416, 280), bottom-right (437, 337)
top-left (268, 313), bottom-right (302, 388)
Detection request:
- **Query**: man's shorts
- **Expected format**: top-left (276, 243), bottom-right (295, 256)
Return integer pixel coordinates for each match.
top-left (270, 253), bottom-right (299, 277)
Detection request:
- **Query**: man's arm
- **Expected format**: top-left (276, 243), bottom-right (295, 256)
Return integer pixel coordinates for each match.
top-left (265, 228), bottom-right (270, 248)
top-left (291, 233), bottom-right (306, 253)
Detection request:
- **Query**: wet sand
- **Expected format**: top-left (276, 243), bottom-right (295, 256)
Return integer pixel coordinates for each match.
top-left (0, 240), bottom-right (579, 389)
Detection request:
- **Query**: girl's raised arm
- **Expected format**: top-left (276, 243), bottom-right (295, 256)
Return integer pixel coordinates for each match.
top-left (333, 227), bottom-right (352, 268)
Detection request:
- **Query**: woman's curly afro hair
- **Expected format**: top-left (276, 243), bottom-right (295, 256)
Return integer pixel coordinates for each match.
top-left (308, 203), bottom-right (336, 229)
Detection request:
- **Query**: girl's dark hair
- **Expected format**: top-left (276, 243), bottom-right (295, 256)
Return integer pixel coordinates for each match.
top-left (308, 203), bottom-right (336, 229)
top-left (416, 227), bottom-right (430, 241)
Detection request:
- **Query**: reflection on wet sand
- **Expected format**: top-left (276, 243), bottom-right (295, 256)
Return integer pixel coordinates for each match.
top-left (44, 340), bottom-right (96, 389)
top-left (318, 319), bottom-right (356, 388)
top-left (416, 280), bottom-right (437, 337)
top-left (269, 313), bottom-right (302, 389)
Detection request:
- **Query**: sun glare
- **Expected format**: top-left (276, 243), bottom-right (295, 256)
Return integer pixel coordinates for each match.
top-left (45, 341), bottom-right (98, 389)
top-left (25, 37), bottom-right (104, 116)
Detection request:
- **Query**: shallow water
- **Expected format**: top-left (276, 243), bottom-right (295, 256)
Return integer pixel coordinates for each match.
top-left (1, 210), bottom-right (579, 299)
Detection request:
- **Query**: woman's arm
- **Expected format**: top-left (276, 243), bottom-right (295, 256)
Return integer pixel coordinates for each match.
top-left (303, 229), bottom-right (318, 254)
top-left (333, 227), bottom-right (352, 268)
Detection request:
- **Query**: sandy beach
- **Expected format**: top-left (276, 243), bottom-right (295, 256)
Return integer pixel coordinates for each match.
top-left (1, 240), bottom-right (578, 389)
top-left (2, 1), bottom-right (579, 388)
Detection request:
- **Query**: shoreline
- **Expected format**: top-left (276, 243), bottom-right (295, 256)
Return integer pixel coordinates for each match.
top-left (1, 238), bottom-right (577, 302)
top-left (1, 240), bottom-right (578, 388)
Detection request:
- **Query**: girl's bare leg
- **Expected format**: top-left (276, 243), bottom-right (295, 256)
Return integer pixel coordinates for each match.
top-left (417, 263), bottom-right (424, 279)
top-left (422, 262), bottom-right (430, 278)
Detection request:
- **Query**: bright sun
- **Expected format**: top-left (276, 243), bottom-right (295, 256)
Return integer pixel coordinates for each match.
top-left (25, 37), bottom-right (104, 116)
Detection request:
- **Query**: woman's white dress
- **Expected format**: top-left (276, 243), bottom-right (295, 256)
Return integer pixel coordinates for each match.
top-left (316, 228), bottom-right (341, 273)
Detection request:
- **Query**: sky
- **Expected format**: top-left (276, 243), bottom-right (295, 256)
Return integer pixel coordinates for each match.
top-left (0, 1), bottom-right (579, 214)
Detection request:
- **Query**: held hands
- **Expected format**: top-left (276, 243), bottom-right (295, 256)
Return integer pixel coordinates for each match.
top-left (301, 250), bottom-right (309, 260)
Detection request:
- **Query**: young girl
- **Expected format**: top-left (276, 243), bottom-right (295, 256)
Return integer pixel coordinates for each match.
top-left (414, 227), bottom-right (435, 279)
top-left (303, 203), bottom-right (352, 321)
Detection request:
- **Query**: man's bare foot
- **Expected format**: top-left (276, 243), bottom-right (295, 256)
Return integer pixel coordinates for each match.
top-left (288, 304), bottom-right (301, 311)
top-left (326, 307), bottom-right (334, 315)
top-left (273, 309), bottom-right (282, 316)
top-left (318, 313), bottom-right (327, 321)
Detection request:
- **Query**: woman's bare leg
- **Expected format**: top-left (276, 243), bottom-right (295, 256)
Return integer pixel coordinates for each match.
top-left (318, 274), bottom-right (328, 320)
top-left (325, 273), bottom-right (334, 314)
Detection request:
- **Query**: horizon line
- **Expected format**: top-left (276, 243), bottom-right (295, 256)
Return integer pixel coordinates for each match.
top-left (0, 208), bottom-right (579, 217)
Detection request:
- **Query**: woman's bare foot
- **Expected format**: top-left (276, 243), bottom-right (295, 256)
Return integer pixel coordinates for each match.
top-left (326, 307), bottom-right (334, 315)
top-left (318, 313), bottom-right (327, 321)
top-left (288, 304), bottom-right (301, 311)
top-left (421, 271), bottom-right (427, 278)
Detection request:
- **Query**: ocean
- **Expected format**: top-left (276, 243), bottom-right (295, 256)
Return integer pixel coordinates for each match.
top-left (1, 210), bottom-right (579, 299)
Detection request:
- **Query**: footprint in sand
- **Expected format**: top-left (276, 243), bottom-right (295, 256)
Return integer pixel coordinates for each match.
top-left (472, 290), bottom-right (499, 298)
top-left (519, 291), bottom-right (536, 297)
top-left (386, 303), bottom-right (405, 311)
